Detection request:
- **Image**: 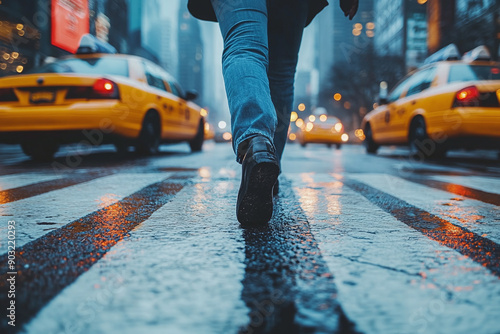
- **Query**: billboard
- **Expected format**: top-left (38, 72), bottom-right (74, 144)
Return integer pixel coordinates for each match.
top-left (51, 0), bottom-right (89, 53)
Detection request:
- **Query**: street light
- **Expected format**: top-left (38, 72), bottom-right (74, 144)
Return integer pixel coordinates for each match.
top-left (298, 103), bottom-right (306, 112)
top-left (218, 121), bottom-right (227, 129)
top-left (334, 93), bottom-right (342, 101)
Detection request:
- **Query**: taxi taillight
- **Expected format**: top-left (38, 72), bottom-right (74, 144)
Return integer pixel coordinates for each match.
top-left (453, 86), bottom-right (480, 107)
top-left (66, 79), bottom-right (119, 100)
top-left (0, 88), bottom-right (18, 102)
top-left (92, 78), bottom-right (119, 99)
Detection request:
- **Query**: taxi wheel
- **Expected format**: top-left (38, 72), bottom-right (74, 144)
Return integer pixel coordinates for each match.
top-left (300, 142), bottom-right (306, 148)
top-left (409, 117), bottom-right (445, 160)
top-left (189, 119), bottom-right (205, 152)
top-left (327, 144), bottom-right (332, 148)
top-left (136, 112), bottom-right (161, 155)
top-left (364, 124), bottom-right (379, 154)
top-left (336, 144), bottom-right (342, 150)
top-left (21, 140), bottom-right (59, 161)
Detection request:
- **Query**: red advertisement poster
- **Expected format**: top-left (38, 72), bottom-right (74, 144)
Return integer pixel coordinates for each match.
top-left (51, 0), bottom-right (89, 53)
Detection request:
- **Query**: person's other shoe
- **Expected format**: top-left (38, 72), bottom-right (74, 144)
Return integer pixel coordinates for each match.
top-left (236, 135), bottom-right (280, 226)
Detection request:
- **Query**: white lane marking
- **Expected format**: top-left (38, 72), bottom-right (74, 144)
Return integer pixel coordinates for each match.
top-left (0, 173), bottom-right (64, 192)
top-left (347, 173), bottom-right (500, 244)
top-left (24, 179), bottom-right (248, 334)
top-left (430, 175), bottom-right (500, 195)
top-left (0, 173), bottom-right (170, 251)
top-left (289, 172), bottom-right (500, 334)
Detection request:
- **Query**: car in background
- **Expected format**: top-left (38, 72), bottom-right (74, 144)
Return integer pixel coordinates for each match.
top-left (361, 45), bottom-right (500, 159)
top-left (296, 114), bottom-right (348, 149)
top-left (0, 35), bottom-right (206, 160)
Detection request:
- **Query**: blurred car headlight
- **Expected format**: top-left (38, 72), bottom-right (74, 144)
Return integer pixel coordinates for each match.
top-left (334, 123), bottom-right (343, 133)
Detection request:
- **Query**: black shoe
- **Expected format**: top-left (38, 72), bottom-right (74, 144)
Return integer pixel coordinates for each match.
top-left (273, 179), bottom-right (279, 197)
top-left (236, 136), bottom-right (280, 226)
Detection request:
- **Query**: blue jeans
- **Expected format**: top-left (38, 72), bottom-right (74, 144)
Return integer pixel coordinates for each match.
top-left (210, 0), bottom-right (308, 164)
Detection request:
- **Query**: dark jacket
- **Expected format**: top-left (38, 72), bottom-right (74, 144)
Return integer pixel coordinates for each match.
top-left (187, 0), bottom-right (328, 27)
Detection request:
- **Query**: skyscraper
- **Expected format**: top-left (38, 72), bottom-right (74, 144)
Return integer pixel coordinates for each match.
top-left (374, 0), bottom-right (427, 70)
top-left (177, 0), bottom-right (203, 101)
top-left (159, 19), bottom-right (175, 74)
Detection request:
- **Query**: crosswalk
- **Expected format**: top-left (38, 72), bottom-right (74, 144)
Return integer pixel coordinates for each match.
top-left (0, 168), bottom-right (499, 334)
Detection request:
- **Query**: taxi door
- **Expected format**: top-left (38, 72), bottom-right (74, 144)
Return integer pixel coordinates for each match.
top-left (141, 61), bottom-right (179, 137)
top-left (393, 66), bottom-right (437, 142)
top-left (385, 66), bottom-right (437, 143)
top-left (373, 76), bottom-right (411, 143)
top-left (165, 80), bottom-right (194, 139)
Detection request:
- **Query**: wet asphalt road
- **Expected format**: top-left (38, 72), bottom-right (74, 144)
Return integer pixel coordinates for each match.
top-left (0, 142), bottom-right (499, 334)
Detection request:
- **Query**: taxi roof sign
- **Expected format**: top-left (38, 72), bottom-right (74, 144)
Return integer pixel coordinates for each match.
top-left (424, 44), bottom-right (460, 65)
top-left (462, 45), bottom-right (492, 62)
top-left (76, 34), bottom-right (117, 55)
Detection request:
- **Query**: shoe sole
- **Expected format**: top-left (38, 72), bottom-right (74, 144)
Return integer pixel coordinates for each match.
top-left (237, 161), bottom-right (279, 226)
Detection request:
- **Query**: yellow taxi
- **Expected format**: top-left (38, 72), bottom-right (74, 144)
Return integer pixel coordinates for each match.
top-left (296, 114), bottom-right (349, 149)
top-left (361, 45), bottom-right (500, 159)
top-left (0, 35), bottom-right (206, 160)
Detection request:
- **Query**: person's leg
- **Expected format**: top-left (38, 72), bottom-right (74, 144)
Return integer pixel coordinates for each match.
top-left (210, 0), bottom-right (277, 162)
top-left (211, 0), bottom-right (280, 226)
top-left (267, 0), bottom-right (308, 163)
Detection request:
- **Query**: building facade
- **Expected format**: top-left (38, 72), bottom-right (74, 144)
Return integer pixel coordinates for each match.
top-left (374, 0), bottom-right (427, 70)
top-left (428, 0), bottom-right (499, 59)
top-left (0, 0), bottom-right (181, 77)
top-left (177, 0), bottom-right (203, 102)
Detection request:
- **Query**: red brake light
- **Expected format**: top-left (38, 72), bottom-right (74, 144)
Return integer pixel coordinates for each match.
top-left (453, 86), bottom-right (480, 107)
top-left (92, 78), bottom-right (118, 99)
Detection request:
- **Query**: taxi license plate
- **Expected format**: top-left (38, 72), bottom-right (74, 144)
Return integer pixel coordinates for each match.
top-left (30, 91), bottom-right (55, 104)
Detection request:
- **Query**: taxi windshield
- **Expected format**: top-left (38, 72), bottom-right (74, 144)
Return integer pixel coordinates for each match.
top-left (448, 64), bottom-right (500, 82)
top-left (28, 57), bottom-right (129, 77)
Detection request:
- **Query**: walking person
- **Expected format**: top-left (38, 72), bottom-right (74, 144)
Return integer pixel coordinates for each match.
top-left (187, 0), bottom-right (358, 226)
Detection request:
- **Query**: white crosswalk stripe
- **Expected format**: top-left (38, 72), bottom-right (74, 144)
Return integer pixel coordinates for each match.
top-left (288, 172), bottom-right (500, 334)
top-left (1, 170), bottom-right (499, 334)
top-left (0, 173), bottom-right (64, 191)
top-left (430, 175), bottom-right (500, 195)
top-left (347, 173), bottom-right (500, 244)
top-left (0, 173), bottom-right (170, 249)
top-left (24, 180), bottom-right (249, 334)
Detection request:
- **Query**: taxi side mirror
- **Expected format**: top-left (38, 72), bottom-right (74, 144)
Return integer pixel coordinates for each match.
top-left (379, 96), bottom-right (388, 105)
top-left (378, 81), bottom-right (388, 106)
top-left (185, 90), bottom-right (198, 101)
